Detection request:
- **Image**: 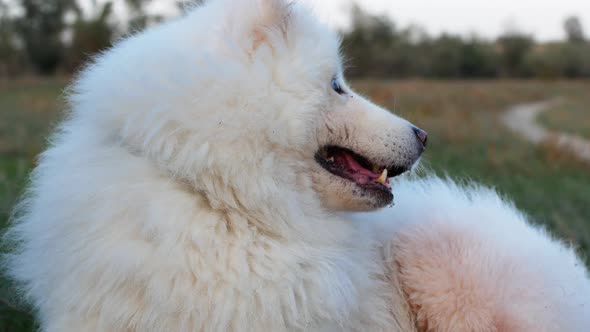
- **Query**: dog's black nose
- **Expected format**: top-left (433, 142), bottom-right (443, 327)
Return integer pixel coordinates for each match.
top-left (412, 126), bottom-right (428, 148)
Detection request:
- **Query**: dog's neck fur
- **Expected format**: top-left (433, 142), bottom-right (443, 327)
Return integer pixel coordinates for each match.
top-left (191, 160), bottom-right (355, 244)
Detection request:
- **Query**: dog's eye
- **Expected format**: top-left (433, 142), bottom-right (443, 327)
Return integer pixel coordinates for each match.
top-left (331, 78), bottom-right (345, 95)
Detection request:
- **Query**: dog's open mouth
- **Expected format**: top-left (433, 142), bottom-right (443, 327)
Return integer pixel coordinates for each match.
top-left (315, 146), bottom-right (408, 194)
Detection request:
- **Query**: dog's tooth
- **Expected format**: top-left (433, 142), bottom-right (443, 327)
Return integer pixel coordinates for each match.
top-left (327, 157), bottom-right (334, 162)
top-left (376, 169), bottom-right (388, 184)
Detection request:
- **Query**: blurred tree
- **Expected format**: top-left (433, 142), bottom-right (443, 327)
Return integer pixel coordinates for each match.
top-left (525, 45), bottom-right (562, 79)
top-left (564, 16), bottom-right (585, 43)
top-left (429, 34), bottom-right (464, 78)
top-left (399, 25), bottom-right (432, 77)
top-left (0, 1), bottom-right (27, 76)
top-left (2, 0), bottom-right (589, 79)
top-left (341, 5), bottom-right (504, 79)
top-left (426, 35), bottom-right (499, 79)
top-left (560, 43), bottom-right (590, 77)
top-left (342, 5), bottom-right (398, 77)
top-left (16, 0), bottom-right (79, 74)
top-left (459, 37), bottom-right (499, 78)
top-left (66, 0), bottom-right (115, 71)
top-left (176, 0), bottom-right (205, 11)
top-left (125, 0), bottom-right (165, 32)
top-left (498, 32), bottom-right (534, 77)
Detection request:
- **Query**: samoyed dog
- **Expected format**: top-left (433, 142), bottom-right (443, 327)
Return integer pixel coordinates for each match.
top-left (6, 0), bottom-right (590, 331)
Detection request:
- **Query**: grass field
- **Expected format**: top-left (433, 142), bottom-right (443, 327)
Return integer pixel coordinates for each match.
top-left (1, 78), bottom-right (589, 331)
top-left (540, 97), bottom-right (590, 140)
top-left (0, 79), bottom-right (68, 332)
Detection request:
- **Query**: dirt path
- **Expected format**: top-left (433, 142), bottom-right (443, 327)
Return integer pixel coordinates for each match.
top-left (501, 100), bottom-right (590, 164)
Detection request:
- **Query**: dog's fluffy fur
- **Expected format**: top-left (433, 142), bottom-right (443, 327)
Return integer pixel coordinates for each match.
top-left (5, 0), bottom-right (590, 331)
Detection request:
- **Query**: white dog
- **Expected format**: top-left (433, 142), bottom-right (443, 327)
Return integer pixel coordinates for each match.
top-left (6, 0), bottom-right (590, 331)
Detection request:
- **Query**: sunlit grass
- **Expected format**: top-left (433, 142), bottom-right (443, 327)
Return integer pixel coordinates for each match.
top-left (539, 97), bottom-right (590, 140)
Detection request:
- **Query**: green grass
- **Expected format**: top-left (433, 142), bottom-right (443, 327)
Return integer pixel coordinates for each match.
top-left (0, 79), bottom-right (67, 227)
top-left (0, 78), bottom-right (67, 332)
top-left (539, 97), bottom-right (590, 139)
top-left (1, 78), bottom-right (590, 331)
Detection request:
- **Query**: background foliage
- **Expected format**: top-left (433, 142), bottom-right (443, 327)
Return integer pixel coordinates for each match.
top-left (0, 1), bottom-right (588, 78)
top-left (341, 5), bottom-right (589, 79)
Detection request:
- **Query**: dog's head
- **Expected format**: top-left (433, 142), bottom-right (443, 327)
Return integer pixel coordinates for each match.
top-left (74, 0), bottom-right (426, 213)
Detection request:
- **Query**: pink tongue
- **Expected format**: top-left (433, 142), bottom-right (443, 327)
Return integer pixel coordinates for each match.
top-left (334, 152), bottom-right (381, 185)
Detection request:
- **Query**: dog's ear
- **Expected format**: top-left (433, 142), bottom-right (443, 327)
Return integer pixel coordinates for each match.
top-left (207, 0), bottom-right (294, 52)
top-left (251, 0), bottom-right (293, 49)
top-left (256, 0), bottom-right (293, 28)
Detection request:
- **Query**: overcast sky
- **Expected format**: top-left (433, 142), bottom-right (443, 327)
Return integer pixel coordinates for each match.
top-left (300, 0), bottom-right (590, 41)
top-left (129, 0), bottom-right (590, 41)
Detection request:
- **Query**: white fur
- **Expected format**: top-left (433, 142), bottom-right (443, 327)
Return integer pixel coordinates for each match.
top-left (5, 0), bottom-right (590, 331)
top-left (353, 177), bottom-right (590, 331)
